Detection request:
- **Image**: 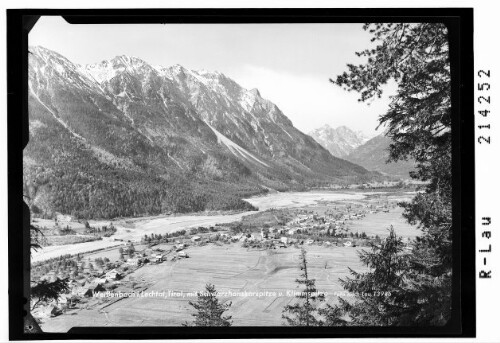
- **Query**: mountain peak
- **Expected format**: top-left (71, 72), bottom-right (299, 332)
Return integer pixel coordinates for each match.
top-left (336, 125), bottom-right (354, 133)
top-left (29, 45), bottom-right (75, 68)
top-left (29, 45), bottom-right (61, 57)
top-left (309, 124), bottom-right (368, 158)
top-left (319, 123), bottom-right (333, 130)
top-left (112, 55), bottom-right (147, 66)
top-left (249, 88), bottom-right (261, 97)
top-left (195, 68), bottom-right (221, 76)
top-left (83, 54), bottom-right (157, 84)
top-left (171, 63), bottom-right (186, 71)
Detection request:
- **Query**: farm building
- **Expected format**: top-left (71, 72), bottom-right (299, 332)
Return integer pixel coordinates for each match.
top-left (65, 295), bottom-right (80, 309)
top-left (105, 269), bottom-right (122, 281)
top-left (175, 243), bottom-right (186, 250)
top-left (232, 233), bottom-right (243, 242)
top-left (154, 254), bottom-right (166, 263)
top-left (191, 236), bottom-right (201, 242)
top-left (280, 237), bottom-right (288, 244)
top-left (93, 277), bottom-right (107, 285)
top-left (249, 234), bottom-right (258, 242)
top-left (83, 283), bottom-right (105, 297)
top-left (126, 258), bottom-right (140, 266)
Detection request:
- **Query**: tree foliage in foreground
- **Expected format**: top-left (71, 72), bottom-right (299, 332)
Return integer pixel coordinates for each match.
top-left (282, 248), bottom-right (325, 326)
top-left (30, 278), bottom-right (69, 311)
top-left (184, 283), bottom-right (232, 327)
top-left (336, 228), bottom-right (414, 325)
top-left (333, 23), bottom-right (452, 325)
top-left (30, 224), bottom-right (69, 312)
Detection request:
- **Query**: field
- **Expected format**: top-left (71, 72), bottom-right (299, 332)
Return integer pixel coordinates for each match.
top-left (39, 244), bottom-right (368, 331)
top-left (346, 208), bottom-right (418, 238)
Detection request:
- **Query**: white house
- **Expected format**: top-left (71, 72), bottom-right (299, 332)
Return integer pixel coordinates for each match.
top-left (126, 258), bottom-right (140, 266)
top-left (232, 233), bottom-right (243, 242)
top-left (105, 269), bottom-right (121, 281)
top-left (154, 254), bottom-right (165, 263)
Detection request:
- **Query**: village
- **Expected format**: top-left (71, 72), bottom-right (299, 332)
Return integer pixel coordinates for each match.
top-left (31, 192), bottom-right (416, 325)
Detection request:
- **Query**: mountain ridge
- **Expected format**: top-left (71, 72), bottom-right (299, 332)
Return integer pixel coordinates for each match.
top-left (345, 134), bottom-right (415, 178)
top-left (24, 46), bottom-right (379, 219)
top-left (308, 124), bottom-right (371, 158)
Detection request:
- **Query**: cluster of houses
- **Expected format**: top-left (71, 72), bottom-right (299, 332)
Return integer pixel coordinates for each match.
top-left (32, 266), bottom-right (125, 319)
top-left (221, 203), bottom-right (399, 248)
top-left (33, 239), bottom-right (194, 318)
top-left (280, 209), bottom-right (367, 238)
top-left (129, 243), bottom-right (191, 265)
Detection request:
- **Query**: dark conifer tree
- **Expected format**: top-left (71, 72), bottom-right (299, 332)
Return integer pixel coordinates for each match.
top-left (184, 283), bottom-right (232, 327)
top-left (282, 248), bottom-right (324, 326)
top-left (334, 23), bottom-right (452, 325)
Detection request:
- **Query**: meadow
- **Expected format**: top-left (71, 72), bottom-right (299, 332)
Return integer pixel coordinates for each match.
top-left (40, 244), bottom-right (368, 330)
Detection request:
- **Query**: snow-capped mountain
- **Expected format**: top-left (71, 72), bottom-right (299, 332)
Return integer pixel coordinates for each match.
top-left (25, 46), bottom-right (376, 219)
top-left (308, 124), bottom-right (370, 157)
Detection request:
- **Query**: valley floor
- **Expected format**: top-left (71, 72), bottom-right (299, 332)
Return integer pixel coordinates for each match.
top-left (32, 189), bottom-right (419, 330)
top-left (31, 190), bottom-right (369, 262)
top-left (39, 244), bottom-right (367, 330)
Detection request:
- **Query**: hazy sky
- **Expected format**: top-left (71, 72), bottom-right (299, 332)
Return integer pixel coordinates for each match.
top-left (29, 16), bottom-right (397, 136)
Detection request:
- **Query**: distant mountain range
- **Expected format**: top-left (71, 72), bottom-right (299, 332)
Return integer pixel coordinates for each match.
top-left (309, 124), bottom-right (414, 178)
top-left (24, 46), bottom-right (378, 219)
top-left (308, 125), bottom-right (370, 157)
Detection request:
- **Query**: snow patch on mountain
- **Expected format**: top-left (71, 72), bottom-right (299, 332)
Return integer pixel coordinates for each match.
top-left (205, 122), bottom-right (269, 168)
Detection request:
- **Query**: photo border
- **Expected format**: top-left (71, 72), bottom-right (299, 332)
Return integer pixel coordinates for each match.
top-left (7, 7), bottom-right (475, 340)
